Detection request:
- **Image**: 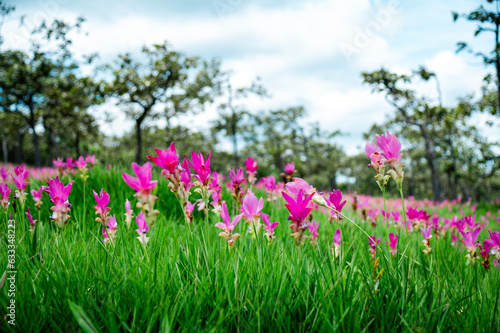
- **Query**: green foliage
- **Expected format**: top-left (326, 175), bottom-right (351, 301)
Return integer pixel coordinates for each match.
top-left (0, 165), bottom-right (499, 332)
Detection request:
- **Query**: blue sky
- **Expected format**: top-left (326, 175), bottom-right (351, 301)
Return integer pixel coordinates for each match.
top-left (3, 0), bottom-right (498, 153)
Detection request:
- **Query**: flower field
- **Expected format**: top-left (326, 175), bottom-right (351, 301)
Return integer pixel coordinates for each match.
top-left (1, 135), bottom-right (500, 332)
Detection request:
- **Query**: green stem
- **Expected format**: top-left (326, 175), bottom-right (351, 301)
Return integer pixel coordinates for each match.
top-left (382, 187), bottom-right (387, 227)
top-left (399, 187), bottom-right (408, 237)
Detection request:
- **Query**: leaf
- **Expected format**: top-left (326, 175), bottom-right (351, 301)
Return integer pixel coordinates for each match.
top-left (68, 301), bottom-right (99, 333)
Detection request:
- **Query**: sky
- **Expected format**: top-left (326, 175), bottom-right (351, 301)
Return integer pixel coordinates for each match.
top-left (3, 0), bottom-right (499, 154)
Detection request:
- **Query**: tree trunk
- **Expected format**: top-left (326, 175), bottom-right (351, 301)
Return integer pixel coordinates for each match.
top-left (2, 138), bottom-right (7, 163)
top-left (28, 99), bottom-right (42, 167)
top-left (419, 126), bottom-right (442, 201)
top-left (136, 118), bottom-right (143, 164)
top-left (231, 109), bottom-right (238, 168)
top-left (328, 172), bottom-right (337, 190)
top-left (15, 131), bottom-right (23, 164)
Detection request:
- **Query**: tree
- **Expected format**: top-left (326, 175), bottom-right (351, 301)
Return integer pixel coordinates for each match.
top-left (0, 9), bottom-right (93, 166)
top-left (211, 74), bottom-right (268, 168)
top-left (110, 42), bottom-right (222, 163)
top-left (453, 0), bottom-right (500, 116)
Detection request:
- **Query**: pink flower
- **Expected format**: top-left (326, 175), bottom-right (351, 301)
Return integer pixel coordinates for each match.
top-left (364, 142), bottom-right (385, 168)
top-left (215, 201), bottom-right (242, 247)
top-left (44, 177), bottom-right (74, 228)
top-left (74, 156), bottom-right (87, 168)
top-left (31, 187), bottom-right (43, 202)
top-left (284, 162), bottom-right (295, 175)
top-left (244, 157), bottom-right (258, 173)
top-left (285, 178), bottom-right (315, 197)
top-left (376, 131), bottom-right (402, 165)
top-left (241, 189), bottom-right (264, 223)
top-left (107, 215), bottom-right (117, 233)
top-left (44, 177), bottom-right (73, 207)
top-left (215, 201), bottom-right (242, 233)
top-left (122, 162), bottom-right (158, 196)
top-left (180, 159), bottom-right (193, 190)
top-left (86, 154), bottom-right (96, 165)
top-left (451, 234), bottom-right (458, 246)
top-left (392, 211), bottom-right (401, 224)
top-left (124, 199), bottom-right (134, 228)
top-left (459, 227), bottom-right (481, 253)
top-left (147, 142), bottom-right (179, 174)
top-left (369, 235), bottom-right (381, 248)
top-left (0, 182), bottom-right (12, 210)
top-left (386, 233), bottom-right (398, 256)
top-left (332, 228), bottom-right (342, 257)
top-left (93, 189), bottom-right (111, 216)
top-left (282, 189), bottom-right (314, 227)
top-left (26, 207), bottom-right (37, 226)
top-left (184, 150), bottom-right (212, 185)
top-left (66, 157), bottom-right (74, 169)
top-left (368, 235), bottom-right (381, 258)
top-left (229, 168), bottom-right (245, 185)
top-left (328, 190), bottom-right (346, 213)
top-left (185, 201), bottom-right (196, 223)
top-left (53, 158), bottom-right (65, 169)
top-left (420, 226), bottom-right (433, 240)
top-left (333, 229), bottom-right (341, 246)
top-left (0, 167), bottom-right (8, 182)
top-left (261, 212), bottom-right (279, 235)
top-left (135, 211), bottom-right (150, 246)
top-left (307, 219), bottom-right (320, 242)
top-left (12, 168), bottom-right (29, 192)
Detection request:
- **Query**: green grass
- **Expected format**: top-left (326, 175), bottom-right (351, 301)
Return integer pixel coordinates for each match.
top-left (1, 165), bottom-right (499, 332)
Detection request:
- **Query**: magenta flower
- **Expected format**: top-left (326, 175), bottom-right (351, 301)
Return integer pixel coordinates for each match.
top-left (376, 131), bottom-right (402, 165)
top-left (74, 156), bottom-right (87, 168)
top-left (53, 158), bottom-right (65, 169)
top-left (364, 142), bottom-right (385, 169)
top-left (135, 211), bottom-right (150, 246)
top-left (307, 219), bottom-right (320, 245)
top-left (180, 159), bottom-right (193, 190)
top-left (66, 157), bottom-right (74, 169)
top-left (122, 162), bottom-right (158, 196)
top-left (184, 150), bottom-right (213, 185)
top-left (44, 177), bottom-right (74, 228)
top-left (185, 201), bottom-right (196, 223)
top-left (369, 235), bottom-right (381, 248)
top-left (93, 189), bottom-right (111, 216)
top-left (284, 162), bottom-right (295, 175)
top-left (459, 227), bottom-right (481, 253)
top-left (26, 207), bottom-right (37, 232)
top-left (333, 228), bottom-right (342, 257)
top-left (421, 226), bottom-right (433, 240)
top-left (333, 229), bottom-right (341, 246)
top-left (124, 199), bottom-right (134, 228)
top-left (392, 211), bottom-right (401, 224)
top-left (1, 182), bottom-right (12, 210)
top-left (241, 189), bottom-right (264, 222)
top-left (229, 168), bottom-right (245, 185)
top-left (368, 235), bottom-right (381, 258)
top-left (215, 201), bottom-right (242, 247)
top-left (12, 166), bottom-right (29, 192)
top-left (261, 212), bottom-right (279, 242)
top-left (107, 215), bottom-right (117, 233)
top-left (328, 189), bottom-right (346, 214)
top-left (386, 233), bottom-right (398, 256)
top-left (147, 142), bottom-right (179, 174)
top-left (31, 186), bottom-right (44, 210)
top-left (85, 154), bottom-right (96, 166)
top-left (488, 230), bottom-right (500, 254)
top-left (282, 190), bottom-right (314, 227)
top-left (0, 167), bottom-right (8, 181)
top-left (451, 234), bottom-right (458, 246)
top-left (285, 178), bottom-right (315, 197)
top-left (245, 157), bottom-right (258, 173)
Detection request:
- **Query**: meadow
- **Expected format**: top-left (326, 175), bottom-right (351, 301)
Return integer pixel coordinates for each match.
top-left (0, 136), bottom-right (500, 333)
